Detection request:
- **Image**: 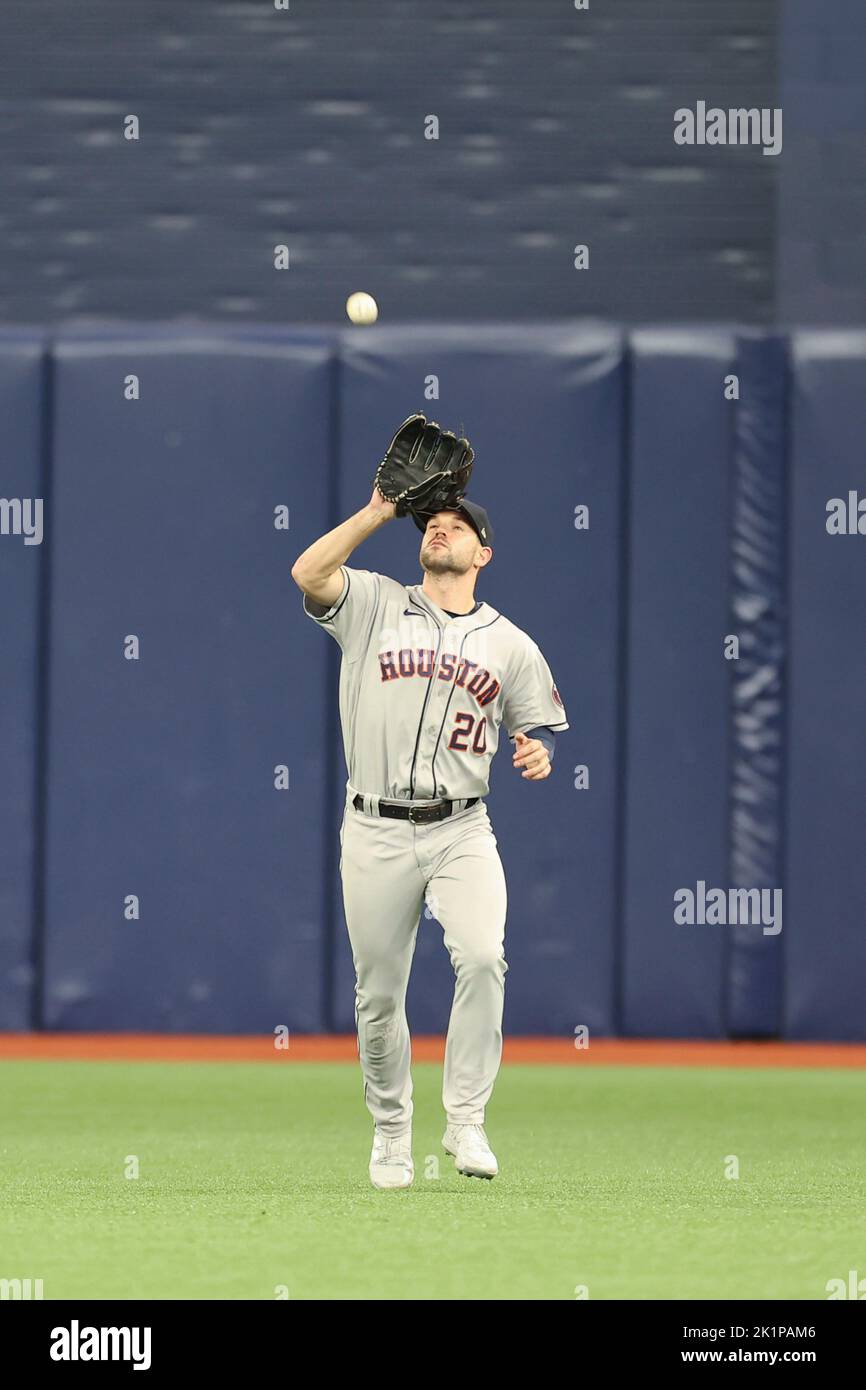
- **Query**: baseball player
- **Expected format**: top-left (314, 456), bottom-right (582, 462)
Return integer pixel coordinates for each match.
top-left (291, 433), bottom-right (568, 1189)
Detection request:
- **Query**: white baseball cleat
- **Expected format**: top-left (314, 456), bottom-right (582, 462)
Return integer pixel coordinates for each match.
top-left (442, 1123), bottom-right (498, 1179)
top-left (369, 1127), bottom-right (414, 1190)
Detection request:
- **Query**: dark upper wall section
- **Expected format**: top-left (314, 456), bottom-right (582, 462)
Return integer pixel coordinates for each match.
top-left (0, 0), bottom-right (777, 325)
top-left (778, 0), bottom-right (866, 323)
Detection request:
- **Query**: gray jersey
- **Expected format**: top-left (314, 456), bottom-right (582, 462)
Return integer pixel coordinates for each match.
top-left (304, 565), bottom-right (568, 800)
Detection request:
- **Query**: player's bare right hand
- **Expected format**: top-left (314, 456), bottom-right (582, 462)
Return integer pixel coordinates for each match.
top-left (369, 484), bottom-right (397, 519)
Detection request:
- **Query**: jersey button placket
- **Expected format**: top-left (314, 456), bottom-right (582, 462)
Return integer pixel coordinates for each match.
top-left (418, 680), bottom-right (449, 799)
top-left (423, 630), bottom-right (457, 798)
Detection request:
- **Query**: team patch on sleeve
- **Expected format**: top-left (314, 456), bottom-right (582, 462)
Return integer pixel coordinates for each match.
top-left (552, 682), bottom-right (563, 708)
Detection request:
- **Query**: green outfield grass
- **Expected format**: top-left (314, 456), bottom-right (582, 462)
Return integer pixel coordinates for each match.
top-left (1, 1060), bottom-right (864, 1300)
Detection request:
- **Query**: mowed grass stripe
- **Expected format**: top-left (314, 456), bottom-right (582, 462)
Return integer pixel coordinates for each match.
top-left (1, 1061), bottom-right (863, 1300)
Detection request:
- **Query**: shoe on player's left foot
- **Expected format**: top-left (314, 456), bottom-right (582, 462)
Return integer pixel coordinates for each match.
top-left (442, 1123), bottom-right (498, 1179)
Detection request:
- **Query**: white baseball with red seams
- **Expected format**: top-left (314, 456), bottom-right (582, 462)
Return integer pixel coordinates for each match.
top-left (304, 564), bottom-right (568, 1139)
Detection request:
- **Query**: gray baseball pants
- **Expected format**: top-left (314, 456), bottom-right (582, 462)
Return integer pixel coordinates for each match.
top-left (339, 789), bottom-right (508, 1136)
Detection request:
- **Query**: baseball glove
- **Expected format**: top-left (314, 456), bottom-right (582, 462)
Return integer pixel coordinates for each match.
top-left (373, 414), bottom-right (474, 519)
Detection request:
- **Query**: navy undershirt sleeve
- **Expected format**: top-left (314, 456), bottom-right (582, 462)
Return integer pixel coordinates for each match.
top-left (525, 726), bottom-right (556, 761)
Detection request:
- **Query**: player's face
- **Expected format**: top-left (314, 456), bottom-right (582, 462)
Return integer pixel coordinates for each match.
top-left (420, 512), bottom-right (481, 576)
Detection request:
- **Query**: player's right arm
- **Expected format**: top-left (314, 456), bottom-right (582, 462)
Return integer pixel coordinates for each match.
top-left (290, 487), bottom-right (395, 605)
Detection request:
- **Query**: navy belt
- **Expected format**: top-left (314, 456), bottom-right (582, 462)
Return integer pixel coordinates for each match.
top-left (353, 794), bottom-right (478, 825)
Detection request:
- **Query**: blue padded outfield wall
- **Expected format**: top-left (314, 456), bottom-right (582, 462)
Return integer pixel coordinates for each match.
top-left (41, 330), bottom-right (335, 1032)
top-left (784, 334), bottom-right (866, 1040)
top-left (2, 323), bottom-right (866, 1039)
top-left (622, 330), bottom-right (736, 1038)
top-left (0, 332), bottom-right (47, 1029)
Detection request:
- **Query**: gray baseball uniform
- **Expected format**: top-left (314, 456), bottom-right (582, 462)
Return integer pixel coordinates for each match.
top-left (304, 565), bottom-right (568, 1135)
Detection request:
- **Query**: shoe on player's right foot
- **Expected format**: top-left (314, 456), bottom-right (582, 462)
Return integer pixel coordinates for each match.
top-left (442, 1123), bottom-right (498, 1179)
top-left (369, 1127), bottom-right (414, 1190)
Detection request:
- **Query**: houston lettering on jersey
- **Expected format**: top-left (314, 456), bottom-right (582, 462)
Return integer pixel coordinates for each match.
top-left (379, 648), bottom-right (501, 709)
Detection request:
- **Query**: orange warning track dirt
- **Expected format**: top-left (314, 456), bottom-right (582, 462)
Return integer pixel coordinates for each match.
top-left (0, 1034), bottom-right (864, 1066)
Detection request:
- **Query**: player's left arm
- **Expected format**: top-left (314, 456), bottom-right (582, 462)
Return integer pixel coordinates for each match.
top-left (503, 640), bottom-right (569, 784)
top-left (512, 727), bottom-right (556, 781)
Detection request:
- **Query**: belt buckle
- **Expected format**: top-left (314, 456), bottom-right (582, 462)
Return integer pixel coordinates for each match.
top-left (409, 802), bottom-right (444, 825)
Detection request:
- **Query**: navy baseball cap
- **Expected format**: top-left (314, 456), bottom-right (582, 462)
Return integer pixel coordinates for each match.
top-left (413, 499), bottom-right (494, 548)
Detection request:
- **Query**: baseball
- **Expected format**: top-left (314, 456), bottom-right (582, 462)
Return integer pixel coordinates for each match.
top-left (346, 291), bottom-right (378, 325)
